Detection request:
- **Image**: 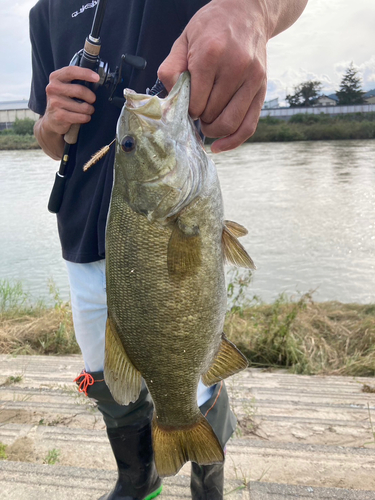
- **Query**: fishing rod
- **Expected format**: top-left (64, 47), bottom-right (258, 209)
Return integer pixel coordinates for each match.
top-left (48, 0), bottom-right (146, 213)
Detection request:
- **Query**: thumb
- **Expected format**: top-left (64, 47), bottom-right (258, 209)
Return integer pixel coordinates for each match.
top-left (158, 34), bottom-right (188, 92)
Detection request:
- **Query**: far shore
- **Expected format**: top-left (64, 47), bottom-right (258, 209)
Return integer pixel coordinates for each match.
top-left (1, 112), bottom-right (375, 150)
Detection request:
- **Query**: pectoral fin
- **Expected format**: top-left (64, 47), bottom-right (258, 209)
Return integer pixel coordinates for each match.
top-left (224, 220), bottom-right (248, 238)
top-left (222, 225), bottom-right (255, 269)
top-left (202, 335), bottom-right (248, 387)
top-left (167, 221), bottom-right (201, 278)
top-left (104, 318), bottom-right (142, 405)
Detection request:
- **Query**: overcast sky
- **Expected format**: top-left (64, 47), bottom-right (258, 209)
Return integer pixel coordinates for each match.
top-left (0, 0), bottom-right (374, 103)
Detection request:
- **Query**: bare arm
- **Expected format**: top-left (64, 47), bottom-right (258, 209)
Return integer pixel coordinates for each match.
top-left (34, 66), bottom-right (100, 160)
top-left (265, 0), bottom-right (309, 38)
top-left (158, 0), bottom-right (308, 153)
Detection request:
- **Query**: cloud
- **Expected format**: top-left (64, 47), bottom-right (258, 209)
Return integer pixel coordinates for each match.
top-left (266, 69), bottom-right (336, 105)
top-left (12, 1), bottom-right (36, 18)
top-left (358, 56), bottom-right (375, 87)
top-left (265, 0), bottom-right (375, 103)
top-left (0, 1), bottom-right (33, 100)
top-left (1, 0), bottom-right (374, 103)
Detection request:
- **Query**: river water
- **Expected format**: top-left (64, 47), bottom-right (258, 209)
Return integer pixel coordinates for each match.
top-left (1, 140), bottom-right (374, 305)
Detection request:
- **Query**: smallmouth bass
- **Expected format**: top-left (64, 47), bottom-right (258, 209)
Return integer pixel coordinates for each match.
top-left (105, 72), bottom-right (254, 476)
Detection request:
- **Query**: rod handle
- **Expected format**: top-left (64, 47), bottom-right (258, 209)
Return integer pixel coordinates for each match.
top-left (48, 172), bottom-right (67, 213)
top-left (64, 122), bottom-right (81, 145)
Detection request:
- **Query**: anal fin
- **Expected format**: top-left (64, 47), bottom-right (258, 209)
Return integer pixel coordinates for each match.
top-left (104, 317), bottom-right (142, 405)
top-left (222, 225), bottom-right (255, 269)
top-left (202, 335), bottom-right (248, 387)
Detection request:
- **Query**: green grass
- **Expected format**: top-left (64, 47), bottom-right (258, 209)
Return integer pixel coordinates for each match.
top-left (1, 113), bottom-right (375, 151)
top-left (0, 134), bottom-right (40, 150)
top-left (0, 375), bottom-right (23, 386)
top-left (1, 278), bottom-right (374, 376)
top-left (247, 113), bottom-right (375, 142)
top-left (225, 292), bottom-right (375, 376)
top-left (44, 448), bottom-right (60, 465)
top-left (0, 279), bottom-right (44, 317)
top-left (0, 442), bottom-right (7, 460)
top-left (0, 279), bottom-right (79, 356)
top-left (0, 119), bottom-right (39, 150)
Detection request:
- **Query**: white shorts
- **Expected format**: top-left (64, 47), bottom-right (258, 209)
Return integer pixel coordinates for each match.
top-left (65, 259), bottom-right (214, 407)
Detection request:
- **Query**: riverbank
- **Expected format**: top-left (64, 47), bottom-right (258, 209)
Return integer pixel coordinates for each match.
top-left (1, 281), bottom-right (374, 377)
top-left (1, 112), bottom-right (375, 150)
top-left (248, 112), bottom-right (375, 142)
top-left (0, 134), bottom-right (39, 150)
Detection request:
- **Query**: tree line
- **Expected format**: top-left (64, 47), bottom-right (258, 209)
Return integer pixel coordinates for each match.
top-left (286, 63), bottom-right (367, 107)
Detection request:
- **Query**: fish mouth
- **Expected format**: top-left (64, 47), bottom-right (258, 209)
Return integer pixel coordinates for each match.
top-left (123, 72), bottom-right (191, 122)
top-left (124, 93), bottom-right (163, 120)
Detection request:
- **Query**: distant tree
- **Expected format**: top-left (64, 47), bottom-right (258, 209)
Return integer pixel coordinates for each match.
top-left (286, 80), bottom-right (322, 107)
top-left (13, 118), bottom-right (36, 135)
top-left (336, 63), bottom-right (365, 105)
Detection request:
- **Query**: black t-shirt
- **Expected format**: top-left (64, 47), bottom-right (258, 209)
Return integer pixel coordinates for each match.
top-left (29, 0), bottom-right (208, 263)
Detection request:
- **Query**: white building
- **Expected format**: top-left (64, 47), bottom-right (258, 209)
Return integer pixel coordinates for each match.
top-left (313, 95), bottom-right (337, 107)
top-left (260, 103), bottom-right (375, 119)
top-left (364, 89), bottom-right (375, 104)
top-left (0, 100), bottom-right (38, 129)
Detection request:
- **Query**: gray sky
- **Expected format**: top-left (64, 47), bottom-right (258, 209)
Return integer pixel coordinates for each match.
top-left (0, 0), bottom-right (374, 103)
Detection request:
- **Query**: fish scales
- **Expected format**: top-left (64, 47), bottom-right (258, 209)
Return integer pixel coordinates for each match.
top-left (107, 188), bottom-right (225, 424)
top-left (104, 72), bottom-right (253, 476)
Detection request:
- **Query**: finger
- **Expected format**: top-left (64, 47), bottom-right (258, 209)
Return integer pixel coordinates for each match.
top-left (44, 106), bottom-right (94, 135)
top-left (57, 95), bottom-right (96, 116)
top-left (46, 78), bottom-right (97, 105)
top-left (45, 95), bottom-right (95, 130)
top-left (67, 83), bottom-right (97, 104)
top-left (188, 62), bottom-right (217, 120)
top-left (59, 110), bottom-right (93, 129)
top-left (51, 66), bottom-right (100, 84)
top-left (200, 56), bottom-right (266, 125)
top-left (200, 80), bottom-right (255, 139)
top-left (199, 73), bottom-right (243, 125)
top-left (158, 35), bottom-right (189, 92)
top-left (210, 80), bottom-right (267, 153)
top-left (64, 110), bottom-right (93, 125)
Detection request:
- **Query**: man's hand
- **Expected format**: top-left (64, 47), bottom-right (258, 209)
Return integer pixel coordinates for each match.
top-left (34, 66), bottom-right (99, 160)
top-left (158, 0), bottom-right (308, 153)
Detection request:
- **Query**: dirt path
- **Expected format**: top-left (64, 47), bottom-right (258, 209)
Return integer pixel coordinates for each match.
top-left (0, 354), bottom-right (374, 498)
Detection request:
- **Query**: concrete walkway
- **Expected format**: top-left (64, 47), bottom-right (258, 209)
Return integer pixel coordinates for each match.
top-left (0, 354), bottom-right (374, 499)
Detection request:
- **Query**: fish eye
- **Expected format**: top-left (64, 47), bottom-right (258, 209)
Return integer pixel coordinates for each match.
top-left (121, 135), bottom-right (136, 153)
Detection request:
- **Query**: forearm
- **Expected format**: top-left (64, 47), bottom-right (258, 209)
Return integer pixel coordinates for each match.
top-left (207, 0), bottom-right (308, 40)
top-left (34, 115), bottom-right (65, 161)
top-left (261, 0), bottom-right (309, 38)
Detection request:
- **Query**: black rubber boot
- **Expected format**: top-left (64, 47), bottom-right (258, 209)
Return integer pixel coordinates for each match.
top-left (75, 370), bottom-right (162, 500)
top-left (98, 420), bottom-right (162, 500)
top-left (190, 381), bottom-right (236, 500)
top-left (190, 462), bottom-right (224, 500)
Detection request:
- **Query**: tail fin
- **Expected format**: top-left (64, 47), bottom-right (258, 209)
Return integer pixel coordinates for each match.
top-left (152, 414), bottom-right (224, 477)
